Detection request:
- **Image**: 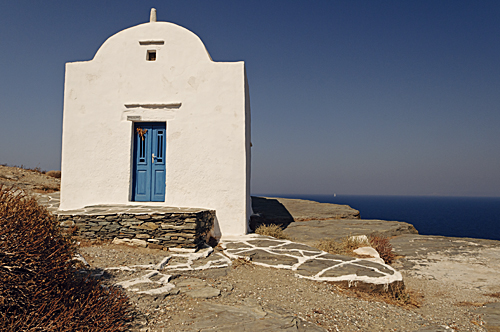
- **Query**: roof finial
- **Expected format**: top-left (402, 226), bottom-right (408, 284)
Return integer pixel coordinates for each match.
top-left (150, 8), bottom-right (157, 22)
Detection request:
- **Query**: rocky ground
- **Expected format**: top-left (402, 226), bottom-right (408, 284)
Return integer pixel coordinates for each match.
top-left (2, 165), bottom-right (499, 331)
top-left (0, 164), bottom-right (60, 193)
top-left (77, 238), bottom-right (498, 332)
top-left (75, 203), bottom-right (500, 331)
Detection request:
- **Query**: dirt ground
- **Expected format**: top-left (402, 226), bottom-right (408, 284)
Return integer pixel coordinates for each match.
top-left (78, 241), bottom-right (496, 332)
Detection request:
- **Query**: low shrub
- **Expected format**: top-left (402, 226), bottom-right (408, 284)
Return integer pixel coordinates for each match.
top-left (35, 184), bottom-right (60, 193)
top-left (231, 257), bottom-right (254, 269)
top-left (316, 236), bottom-right (370, 255)
top-left (46, 170), bottom-right (62, 179)
top-left (255, 224), bottom-right (291, 240)
top-left (344, 281), bottom-right (422, 308)
top-left (316, 235), bottom-right (395, 264)
top-left (369, 235), bottom-right (395, 264)
top-left (0, 186), bottom-right (133, 331)
top-left (19, 164), bottom-right (46, 174)
top-left (316, 238), bottom-right (345, 254)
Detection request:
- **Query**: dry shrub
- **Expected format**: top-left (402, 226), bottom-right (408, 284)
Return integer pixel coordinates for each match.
top-left (344, 282), bottom-right (422, 308)
top-left (456, 301), bottom-right (485, 307)
top-left (34, 184), bottom-right (60, 193)
top-left (231, 257), bottom-right (253, 269)
top-left (486, 292), bottom-right (500, 298)
top-left (382, 282), bottom-right (422, 308)
top-left (19, 164), bottom-right (46, 174)
top-left (316, 236), bottom-right (370, 255)
top-left (344, 235), bottom-right (370, 251)
top-left (0, 186), bottom-right (132, 331)
top-left (255, 224), bottom-right (291, 240)
top-left (316, 235), bottom-right (395, 264)
top-left (316, 238), bottom-right (345, 254)
top-left (369, 235), bottom-right (395, 264)
top-left (46, 170), bottom-right (61, 179)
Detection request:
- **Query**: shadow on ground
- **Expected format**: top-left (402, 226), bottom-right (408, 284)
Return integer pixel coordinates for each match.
top-left (250, 196), bottom-right (294, 231)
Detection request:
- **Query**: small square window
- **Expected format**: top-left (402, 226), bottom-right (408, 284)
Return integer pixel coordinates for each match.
top-left (147, 50), bottom-right (156, 61)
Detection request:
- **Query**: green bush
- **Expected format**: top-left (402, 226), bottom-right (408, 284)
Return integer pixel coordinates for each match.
top-left (0, 186), bottom-right (132, 331)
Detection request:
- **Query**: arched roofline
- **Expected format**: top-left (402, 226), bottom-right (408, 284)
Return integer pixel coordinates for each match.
top-left (92, 21), bottom-right (213, 61)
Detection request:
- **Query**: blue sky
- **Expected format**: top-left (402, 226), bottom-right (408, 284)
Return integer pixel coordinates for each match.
top-left (1, 1), bottom-right (499, 197)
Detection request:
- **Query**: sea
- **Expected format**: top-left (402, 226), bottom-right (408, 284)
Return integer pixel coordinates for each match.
top-left (256, 194), bottom-right (500, 242)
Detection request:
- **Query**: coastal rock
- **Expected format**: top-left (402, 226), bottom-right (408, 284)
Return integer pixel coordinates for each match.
top-left (251, 196), bottom-right (360, 230)
top-left (283, 218), bottom-right (418, 246)
top-left (390, 233), bottom-right (500, 294)
top-left (275, 197), bottom-right (361, 220)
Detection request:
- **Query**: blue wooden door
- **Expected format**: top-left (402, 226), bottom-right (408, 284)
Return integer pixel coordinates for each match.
top-left (132, 122), bottom-right (166, 201)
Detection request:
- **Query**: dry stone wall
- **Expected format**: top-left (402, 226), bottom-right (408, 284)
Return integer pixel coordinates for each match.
top-left (57, 209), bottom-right (215, 250)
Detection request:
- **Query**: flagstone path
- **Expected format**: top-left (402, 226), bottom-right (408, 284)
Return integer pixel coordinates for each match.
top-left (76, 234), bottom-right (401, 298)
top-left (38, 192), bottom-right (402, 295)
top-left (221, 235), bottom-right (401, 287)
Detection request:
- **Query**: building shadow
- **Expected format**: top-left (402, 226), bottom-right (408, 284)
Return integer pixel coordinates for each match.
top-left (250, 196), bottom-right (294, 232)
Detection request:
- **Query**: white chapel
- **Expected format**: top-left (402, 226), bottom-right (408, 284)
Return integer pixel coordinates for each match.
top-left (59, 9), bottom-right (252, 236)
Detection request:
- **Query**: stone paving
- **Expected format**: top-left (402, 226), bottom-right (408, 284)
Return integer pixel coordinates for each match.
top-left (38, 192), bottom-right (402, 293)
top-left (76, 236), bottom-right (401, 298)
top-left (81, 246), bottom-right (231, 297)
top-left (35, 191), bottom-right (60, 212)
top-left (75, 234), bottom-right (402, 331)
top-left (221, 235), bottom-right (401, 287)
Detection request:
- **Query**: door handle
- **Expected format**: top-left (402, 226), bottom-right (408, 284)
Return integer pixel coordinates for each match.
top-left (152, 153), bottom-right (155, 163)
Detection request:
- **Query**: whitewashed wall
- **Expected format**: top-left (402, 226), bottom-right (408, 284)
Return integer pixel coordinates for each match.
top-left (60, 20), bottom-right (251, 236)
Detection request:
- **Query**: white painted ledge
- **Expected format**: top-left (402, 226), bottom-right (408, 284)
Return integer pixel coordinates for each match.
top-left (124, 102), bottom-right (182, 109)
